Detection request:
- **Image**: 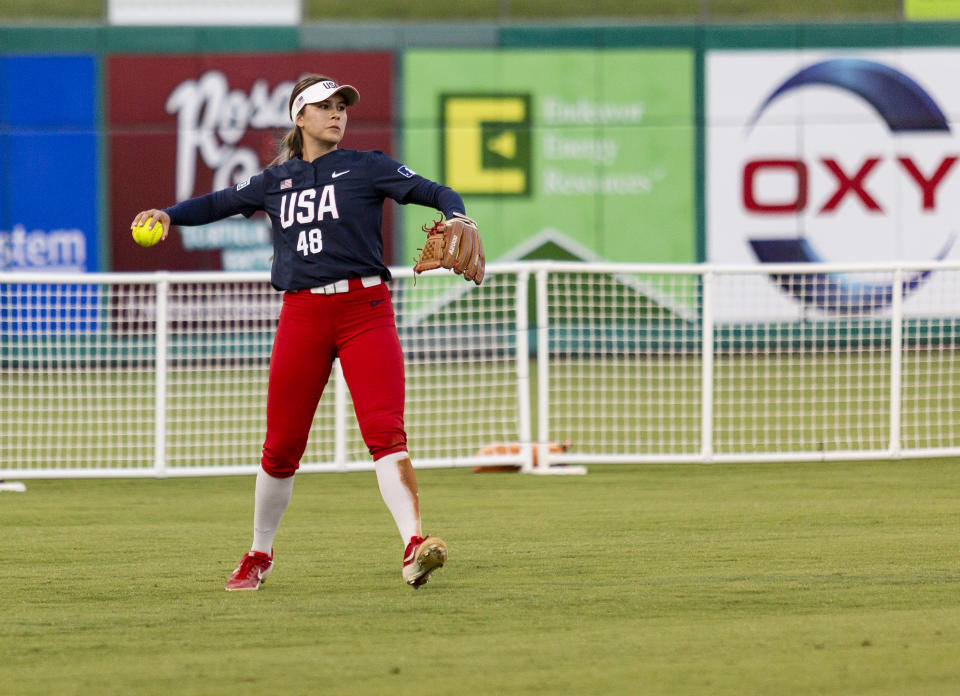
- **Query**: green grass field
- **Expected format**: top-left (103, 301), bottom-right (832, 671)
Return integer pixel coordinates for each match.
top-left (3, 460), bottom-right (960, 695)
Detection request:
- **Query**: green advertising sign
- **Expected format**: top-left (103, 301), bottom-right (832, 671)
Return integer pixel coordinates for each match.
top-left (905, 0), bottom-right (960, 19)
top-left (402, 49), bottom-right (695, 263)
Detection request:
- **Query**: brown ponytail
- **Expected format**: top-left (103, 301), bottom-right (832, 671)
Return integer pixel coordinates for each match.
top-left (270, 74), bottom-right (337, 166)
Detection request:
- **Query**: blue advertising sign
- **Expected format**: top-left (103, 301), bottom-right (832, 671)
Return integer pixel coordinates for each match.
top-left (0, 55), bottom-right (99, 272)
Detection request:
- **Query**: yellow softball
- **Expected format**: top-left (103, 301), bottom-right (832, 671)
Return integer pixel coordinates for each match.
top-left (131, 219), bottom-right (164, 247)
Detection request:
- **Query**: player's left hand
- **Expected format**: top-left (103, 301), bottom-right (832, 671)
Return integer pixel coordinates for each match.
top-left (441, 213), bottom-right (485, 285)
top-left (413, 213), bottom-right (485, 285)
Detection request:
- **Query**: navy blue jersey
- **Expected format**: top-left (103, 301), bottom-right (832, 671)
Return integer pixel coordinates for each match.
top-left (165, 149), bottom-right (465, 291)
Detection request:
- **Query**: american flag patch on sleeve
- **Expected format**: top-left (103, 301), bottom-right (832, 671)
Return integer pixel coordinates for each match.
top-left (280, 178), bottom-right (293, 190)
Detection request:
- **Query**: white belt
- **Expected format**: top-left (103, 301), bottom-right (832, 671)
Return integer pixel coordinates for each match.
top-left (309, 275), bottom-right (382, 295)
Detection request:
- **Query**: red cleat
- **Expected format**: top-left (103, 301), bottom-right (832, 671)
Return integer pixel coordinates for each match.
top-left (225, 549), bottom-right (273, 591)
top-left (402, 535), bottom-right (447, 589)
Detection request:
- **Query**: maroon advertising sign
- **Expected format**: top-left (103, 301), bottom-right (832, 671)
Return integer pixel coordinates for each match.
top-left (108, 52), bottom-right (395, 271)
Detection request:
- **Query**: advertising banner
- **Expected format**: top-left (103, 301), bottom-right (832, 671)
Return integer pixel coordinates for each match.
top-left (904, 0), bottom-right (960, 19)
top-left (707, 48), bottom-right (960, 319)
top-left (108, 52), bottom-right (394, 272)
top-left (108, 0), bottom-right (301, 25)
top-left (0, 55), bottom-right (99, 272)
top-left (402, 50), bottom-right (695, 264)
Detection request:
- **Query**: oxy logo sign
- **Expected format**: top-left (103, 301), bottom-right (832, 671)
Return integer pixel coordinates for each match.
top-left (747, 59), bottom-right (954, 313)
top-left (440, 94), bottom-right (532, 196)
top-left (707, 50), bottom-right (960, 316)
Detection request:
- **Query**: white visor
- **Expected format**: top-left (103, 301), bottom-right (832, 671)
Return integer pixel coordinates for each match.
top-left (290, 80), bottom-right (360, 122)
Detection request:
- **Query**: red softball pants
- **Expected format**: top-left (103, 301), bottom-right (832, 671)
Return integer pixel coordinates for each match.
top-left (260, 281), bottom-right (406, 477)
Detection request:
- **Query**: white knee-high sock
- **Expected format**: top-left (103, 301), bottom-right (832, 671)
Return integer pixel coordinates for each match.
top-left (252, 466), bottom-right (295, 553)
top-left (374, 451), bottom-right (421, 543)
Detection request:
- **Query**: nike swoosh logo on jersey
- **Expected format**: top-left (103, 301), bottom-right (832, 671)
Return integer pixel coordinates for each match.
top-left (332, 170), bottom-right (350, 178)
top-left (369, 299), bottom-right (384, 307)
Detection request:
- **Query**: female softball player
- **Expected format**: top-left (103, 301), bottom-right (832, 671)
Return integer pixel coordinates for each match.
top-left (131, 74), bottom-right (484, 591)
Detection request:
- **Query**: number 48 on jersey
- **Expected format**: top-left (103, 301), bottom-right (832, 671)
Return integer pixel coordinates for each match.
top-left (297, 228), bottom-right (323, 256)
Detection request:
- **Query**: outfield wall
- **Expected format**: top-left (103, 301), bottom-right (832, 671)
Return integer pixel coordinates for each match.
top-left (4, 23), bottom-right (960, 319)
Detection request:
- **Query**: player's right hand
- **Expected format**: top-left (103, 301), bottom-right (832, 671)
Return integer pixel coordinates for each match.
top-left (131, 209), bottom-right (171, 242)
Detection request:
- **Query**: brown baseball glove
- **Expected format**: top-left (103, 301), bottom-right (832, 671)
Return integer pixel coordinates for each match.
top-left (413, 213), bottom-right (485, 285)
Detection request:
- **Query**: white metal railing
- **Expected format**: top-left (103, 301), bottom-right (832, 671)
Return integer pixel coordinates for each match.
top-left (536, 260), bottom-right (960, 465)
top-left (4, 260), bottom-right (960, 478)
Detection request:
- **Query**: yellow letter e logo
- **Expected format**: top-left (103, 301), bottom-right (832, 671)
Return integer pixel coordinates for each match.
top-left (441, 94), bottom-right (531, 196)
